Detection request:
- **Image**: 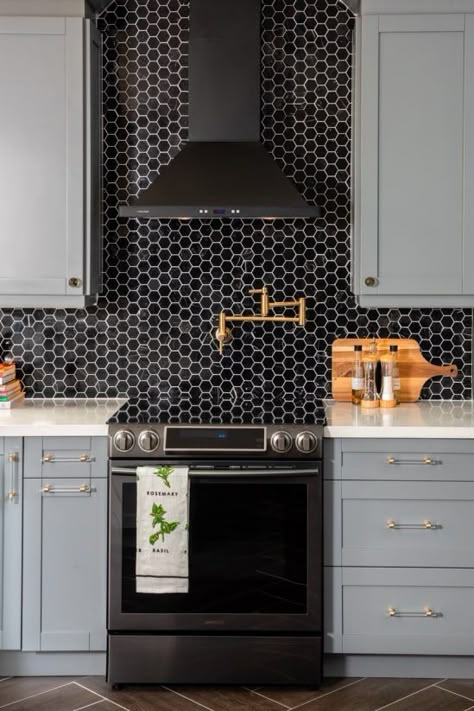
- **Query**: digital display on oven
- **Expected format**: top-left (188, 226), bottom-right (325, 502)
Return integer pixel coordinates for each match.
top-left (164, 427), bottom-right (266, 452)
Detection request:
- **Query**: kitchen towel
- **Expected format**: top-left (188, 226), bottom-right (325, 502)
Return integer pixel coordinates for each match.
top-left (136, 465), bottom-right (189, 593)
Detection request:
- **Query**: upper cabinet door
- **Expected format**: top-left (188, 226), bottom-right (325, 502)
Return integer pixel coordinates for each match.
top-left (0, 17), bottom-right (102, 308)
top-left (357, 14), bottom-right (474, 305)
top-left (0, 18), bottom-right (84, 297)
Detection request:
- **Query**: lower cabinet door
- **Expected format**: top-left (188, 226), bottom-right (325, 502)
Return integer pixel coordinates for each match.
top-left (22, 477), bottom-right (107, 652)
top-left (1, 438), bottom-right (22, 650)
top-left (342, 568), bottom-right (474, 655)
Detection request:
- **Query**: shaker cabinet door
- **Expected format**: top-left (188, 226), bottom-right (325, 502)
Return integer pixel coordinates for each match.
top-left (0, 18), bottom-right (84, 299)
top-left (356, 13), bottom-right (474, 305)
top-left (0, 439), bottom-right (22, 651)
top-left (22, 477), bottom-right (107, 652)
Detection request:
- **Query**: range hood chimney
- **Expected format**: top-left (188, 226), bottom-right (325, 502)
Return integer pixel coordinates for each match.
top-left (120, 0), bottom-right (320, 220)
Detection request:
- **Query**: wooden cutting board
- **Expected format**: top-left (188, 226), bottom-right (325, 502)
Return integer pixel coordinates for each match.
top-left (332, 338), bottom-right (458, 402)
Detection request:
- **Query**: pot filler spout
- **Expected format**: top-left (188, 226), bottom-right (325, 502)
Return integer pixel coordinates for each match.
top-left (119, 0), bottom-right (320, 220)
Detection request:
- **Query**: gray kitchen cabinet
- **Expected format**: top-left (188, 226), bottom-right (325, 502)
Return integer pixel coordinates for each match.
top-left (0, 439), bottom-right (22, 651)
top-left (0, 16), bottom-right (102, 308)
top-left (342, 568), bottom-right (474, 656)
top-left (353, 12), bottom-right (474, 307)
top-left (324, 438), bottom-right (474, 655)
top-left (22, 437), bottom-right (107, 652)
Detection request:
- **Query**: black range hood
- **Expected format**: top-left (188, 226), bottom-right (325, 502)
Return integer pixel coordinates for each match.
top-left (120, 0), bottom-right (320, 220)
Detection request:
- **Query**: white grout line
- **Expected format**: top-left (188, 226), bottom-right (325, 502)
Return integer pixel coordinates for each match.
top-left (72, 701), bottom-right (105, 711)
top-left (0, 680), bottom-right (74, 709)
top-left (244, 687), bottom-right (291, 709)
top-left (373, 678), bottom-right (448, 711)
top-left (0, 679), bottom-right (11, 683)
top-left (72, 682), bottom-right (130, 711)
top-left (162, 685), bottom-right (217, 711)
top-left (289, 677), bottom-right (367, 710)
top-left (434, 683), bottom-right (474, 705)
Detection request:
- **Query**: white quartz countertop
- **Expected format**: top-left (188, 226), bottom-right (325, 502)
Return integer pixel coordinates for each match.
top-left (324, 400), bottom-right (474, 438)
top-left (0, 399), bottom-right (126, 437)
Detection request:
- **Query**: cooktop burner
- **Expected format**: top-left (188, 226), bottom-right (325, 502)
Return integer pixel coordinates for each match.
top-left (107, 398), bottom-right (327, 426)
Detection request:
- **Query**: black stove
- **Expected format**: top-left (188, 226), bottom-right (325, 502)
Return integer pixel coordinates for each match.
top-left (107, 398), bottom-right (324, 686)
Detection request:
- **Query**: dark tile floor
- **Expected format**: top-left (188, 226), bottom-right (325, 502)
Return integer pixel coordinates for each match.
top-left (1, 676), bottom-right (474, 711)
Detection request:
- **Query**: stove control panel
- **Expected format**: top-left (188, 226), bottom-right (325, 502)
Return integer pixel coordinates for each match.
top-left (110, 424), bottom-right (322, 459)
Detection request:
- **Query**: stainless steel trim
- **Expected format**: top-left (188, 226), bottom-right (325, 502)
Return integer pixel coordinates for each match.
top-left (163, 425), bottom-right (268, 453)
top-left (111, 466), bottom-right (319, 477)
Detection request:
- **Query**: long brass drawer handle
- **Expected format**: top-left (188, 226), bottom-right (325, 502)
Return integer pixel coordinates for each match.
top-left (387, 607), bottom-right (441, 618)
top-left (386, 457), bottom-right (440, 466)
top-left (42, 484), bottom-right (91, 494)
top-left (7, 452), bottom-right (18, 502)
top-left (42, 454), bottom-right (95, 463)
top-left (387, 519), bottom-right (441, 530)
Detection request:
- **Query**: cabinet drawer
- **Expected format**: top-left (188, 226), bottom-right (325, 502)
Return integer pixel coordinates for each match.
top-left (342, 481), bottom-right (474, 567)
top-left (25, 437), bottom-right (107, 478)
top-left (341, 440), bottom-right (474, 481)
top-left (342, 568), bottom-right (474, 655)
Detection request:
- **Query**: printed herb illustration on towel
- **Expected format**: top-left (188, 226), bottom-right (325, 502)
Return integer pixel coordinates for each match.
top-left (149, 503), bottom-right (180, 545)
top-left (147, 466), bottom-right (180, 545)
top-left (155, 464), bottom-right (173, 488)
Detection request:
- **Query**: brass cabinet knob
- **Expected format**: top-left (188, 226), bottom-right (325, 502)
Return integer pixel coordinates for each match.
top-left (364, 276), bottom-right (379, 287)
top-left (68, 277), bottom-right (82, 288)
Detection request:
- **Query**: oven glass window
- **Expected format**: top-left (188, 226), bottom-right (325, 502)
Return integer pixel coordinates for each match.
top-left (121, 479), bottom-right (308, 614)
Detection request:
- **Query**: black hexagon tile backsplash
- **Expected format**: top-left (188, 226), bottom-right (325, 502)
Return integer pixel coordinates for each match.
top-left (0, 0), bottom-right (470, 416)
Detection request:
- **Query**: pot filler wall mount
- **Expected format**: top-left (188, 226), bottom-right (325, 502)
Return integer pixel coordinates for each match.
top-left (119, 0), bottom-right (320, 220)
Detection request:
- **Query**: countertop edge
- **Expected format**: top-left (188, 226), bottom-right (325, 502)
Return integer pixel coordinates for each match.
top-left (323, 425), bottom-right (474, 439)
top-left (0, 425), bottom-right (111, 437)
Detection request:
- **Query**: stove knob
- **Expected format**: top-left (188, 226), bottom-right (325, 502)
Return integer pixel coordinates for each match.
top-left (114, 430), bottom-right (135, 452)
top-left (295, 431), bottom-right (318, 454)
top-left (138, 430), bottom-right (160, 453)
top-left (270, 431), bottom-right (293, 454)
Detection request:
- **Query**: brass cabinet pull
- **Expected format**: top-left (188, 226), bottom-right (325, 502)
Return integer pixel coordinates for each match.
top-left (42, 454), bottom-right (94, 463)
top-left (42, 483), bottom-right (91, 494)
top-left (7, 452), bottom-right (18, 502)
top-left (386, 456), bottom-right (440, 466)
top-left (386, 519), bottom-right (441, 530)
top-left (387, 607), bottom-right (441, 618)
top-left (364, 276), bottom-right (379, 287)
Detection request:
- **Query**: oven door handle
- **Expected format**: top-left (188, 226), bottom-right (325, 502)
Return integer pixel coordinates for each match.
top-left (110, 466), bottom-right (320, 477)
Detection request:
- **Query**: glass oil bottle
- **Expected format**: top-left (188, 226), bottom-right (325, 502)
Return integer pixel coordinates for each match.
top-left (351, 345), bottom-right (364, 404)
top-left (361, 353), bottom-right (380, 409)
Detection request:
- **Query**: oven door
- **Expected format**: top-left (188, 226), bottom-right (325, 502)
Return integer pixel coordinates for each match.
top-left (109, 461), bottom-right (321, 633)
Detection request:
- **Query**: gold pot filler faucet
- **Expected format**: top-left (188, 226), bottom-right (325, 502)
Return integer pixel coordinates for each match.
top-left (215, 286), bottom-right (307, 354)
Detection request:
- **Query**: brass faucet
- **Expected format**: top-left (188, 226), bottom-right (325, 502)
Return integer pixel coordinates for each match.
top-left (216, 286), bottom-right (306, 353)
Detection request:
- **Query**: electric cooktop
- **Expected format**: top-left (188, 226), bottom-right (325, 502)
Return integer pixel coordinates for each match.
top-left (107, 397), bottom-right (327, 426)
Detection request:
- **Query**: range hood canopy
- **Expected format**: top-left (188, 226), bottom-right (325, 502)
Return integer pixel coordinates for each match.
top-left (120, 0), bottom-right (320, 220)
